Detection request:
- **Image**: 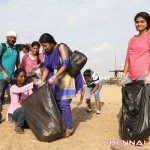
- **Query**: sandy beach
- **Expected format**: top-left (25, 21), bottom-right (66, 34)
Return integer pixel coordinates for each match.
top-left (0, 85), bottom-right (150, 150)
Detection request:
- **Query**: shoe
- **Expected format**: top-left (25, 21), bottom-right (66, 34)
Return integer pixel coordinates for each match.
top-left (63, 129), bottom-right (74, 138)
top-left (15, 128), bottom-right (24, 134)
top-left (96, 110), bottom-right (100, 116)
top-left (86, 109), bottom-right (92, 113)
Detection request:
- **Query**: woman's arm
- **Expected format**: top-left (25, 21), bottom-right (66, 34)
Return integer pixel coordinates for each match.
top-left (124, 60), bottom-right (129, 74)
top-left (42, 69), bottom-right (49, 82)
top-left (11, 83), bottom-right (33, 94)
top-left (28, 89), bottom-right (33, 95)
top-left (55, 44), bottom-right (69, 78)
top-left (55, 66), bottom-right (67, 78)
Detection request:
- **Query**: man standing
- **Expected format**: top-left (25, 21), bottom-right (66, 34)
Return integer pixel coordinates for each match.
top-left (0, 31), bottom-right (20, 123)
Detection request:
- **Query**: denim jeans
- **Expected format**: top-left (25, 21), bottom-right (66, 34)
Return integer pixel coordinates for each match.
top-left (9, 107), bottom-right (25, 128)
top-left (0, 79), bottom-right (12, 120)
top-left (86, 81), bottom-right (103, 101)
top-left (125, 76), bottom-right (145, 84)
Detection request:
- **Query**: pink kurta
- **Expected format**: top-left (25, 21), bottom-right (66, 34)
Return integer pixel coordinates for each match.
top-left (20, 53), bottom-right (44, 76)
top-left (6, 83), bottom-right (33, 121)
top-left (126, 32), bottom-right (150, 80)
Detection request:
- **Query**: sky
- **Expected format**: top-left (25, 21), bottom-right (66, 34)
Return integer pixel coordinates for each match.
top-left (0, 0), bottom-right (150, 77)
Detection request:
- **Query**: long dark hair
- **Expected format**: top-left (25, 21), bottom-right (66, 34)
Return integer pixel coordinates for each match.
top-left (13, 68), bottom-right (27, 101)
top-left (14, 68), bottom-right (26, 84)
top-left (39, 33), bottom-right (57, 45)
top-left (134, 12), bottom-right (150, 30)
top-left (31, 41), bottom-right (41, 64)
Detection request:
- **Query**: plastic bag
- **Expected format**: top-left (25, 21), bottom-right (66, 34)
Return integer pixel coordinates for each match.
top-left (21, 83), bottom-right (63, 142)
top-left (119, 80), bottom-right (150, 141)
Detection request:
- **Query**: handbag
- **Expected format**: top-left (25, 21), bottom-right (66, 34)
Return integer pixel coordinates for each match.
top-left (67, 50), bottom-right (87, 77)
top-left (59, 43), bottom-right (87, 77)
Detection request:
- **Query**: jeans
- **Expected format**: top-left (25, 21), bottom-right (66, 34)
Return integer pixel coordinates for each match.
top-left (86, 81), bottom-right (103, 101)
top-left (125, 76), bottom-right (145, 84)
top-left (56, 99), bottom-right (72, 129)
top-left (9, 107), bottom-right (25, 128)
top-left (0, 79), bottom-right (12, 120)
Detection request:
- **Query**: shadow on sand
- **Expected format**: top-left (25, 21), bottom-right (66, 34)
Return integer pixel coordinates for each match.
top-left (72, 102), bottom-right (105, 131)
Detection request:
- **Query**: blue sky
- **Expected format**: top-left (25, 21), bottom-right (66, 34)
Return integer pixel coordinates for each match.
top-left (0, 0), bottom-right (150, 77)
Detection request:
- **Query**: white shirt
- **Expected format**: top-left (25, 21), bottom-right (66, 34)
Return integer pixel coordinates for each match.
top-left (87, 72), bottom-right (100, 86)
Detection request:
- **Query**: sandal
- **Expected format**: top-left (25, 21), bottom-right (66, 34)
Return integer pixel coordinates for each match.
top-left (63, 129), bottom-right (74, 138)
top-left (15, 128), bottom-right (24, 134)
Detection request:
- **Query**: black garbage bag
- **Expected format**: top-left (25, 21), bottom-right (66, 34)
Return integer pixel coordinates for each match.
top-left (21, 83), bottom-right (63, 142)
top-left (119, 80), bottom-right (150, 141)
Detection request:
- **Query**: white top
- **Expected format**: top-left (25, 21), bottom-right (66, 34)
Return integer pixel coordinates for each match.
top-left (86, 72), bottom-right (100, 86)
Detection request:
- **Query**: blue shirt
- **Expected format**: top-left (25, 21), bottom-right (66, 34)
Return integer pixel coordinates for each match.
top-left (0, 42), bottom-right (18, 80)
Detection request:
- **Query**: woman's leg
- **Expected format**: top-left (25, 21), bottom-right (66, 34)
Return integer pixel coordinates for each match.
top-left (56, 99), bottom-right (74, 137)
top-left (58, 99), bottom-right (72, 129)
top-left (13, 107), bottom-right (25, 134)
top-left (94, 81), bottom-right (103, 114)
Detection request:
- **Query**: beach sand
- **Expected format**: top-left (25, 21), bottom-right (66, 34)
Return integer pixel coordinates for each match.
top-left (0, 85), bottom-right (150, 150)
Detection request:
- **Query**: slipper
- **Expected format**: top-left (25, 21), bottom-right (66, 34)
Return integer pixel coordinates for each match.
top-left (63, 129), bottom-right (74, 138)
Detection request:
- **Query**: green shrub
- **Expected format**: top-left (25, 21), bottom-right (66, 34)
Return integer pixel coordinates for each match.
top-left (103, 78), bottom-right (116, 85)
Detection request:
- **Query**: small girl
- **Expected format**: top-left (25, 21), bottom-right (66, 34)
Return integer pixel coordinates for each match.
top-left (80, 69), bottom-right (103, 115)
top-left (6, 68), bottom-right (33, 134)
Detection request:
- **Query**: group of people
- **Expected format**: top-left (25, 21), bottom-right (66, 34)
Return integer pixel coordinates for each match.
top-left (0, 32), bottom-right (103, 138)
top-left (1, 10), bottom-right (150, 141)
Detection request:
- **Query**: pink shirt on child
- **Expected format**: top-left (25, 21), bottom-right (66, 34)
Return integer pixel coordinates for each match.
top-left (126, 32), bottom-right (150, 80)
top-left (20, 53), bottom-right (44, 76)
top-left (6, 83), bottom-right (33, 121)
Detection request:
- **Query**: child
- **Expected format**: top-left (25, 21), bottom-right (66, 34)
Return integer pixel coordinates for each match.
top-left (6, 68), bottom-right (33, 134)
top-left (80, 69), bottom-right (103, 115)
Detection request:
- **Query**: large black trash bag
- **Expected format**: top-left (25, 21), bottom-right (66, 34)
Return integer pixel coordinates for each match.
top-left (21, 83), bottom-right (63, 142)
top-left (119, 80), bottom-right (150, 141)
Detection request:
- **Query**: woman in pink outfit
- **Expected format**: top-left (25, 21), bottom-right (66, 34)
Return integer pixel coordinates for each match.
top-left (122, 12), bottom-right (150, 85)
top-left (120, 12), bottom-right (150, 141)
top-left (6, 68), bottom-right (33, 134)
top-left (20, 41), bottom-right (43, 77)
